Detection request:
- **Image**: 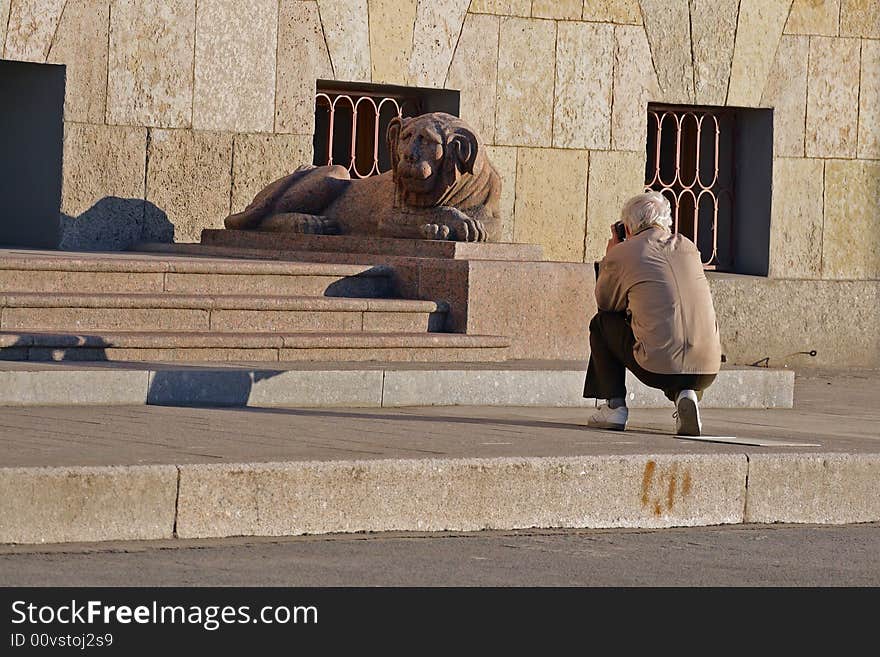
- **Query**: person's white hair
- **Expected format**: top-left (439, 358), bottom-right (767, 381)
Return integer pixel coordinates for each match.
top-left (620, 191), bottom-right (673, 234)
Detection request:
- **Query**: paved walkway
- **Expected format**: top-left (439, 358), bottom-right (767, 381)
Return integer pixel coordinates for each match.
top-left (0, 369), bottom-right (876, 469)
top-left (0, 368), bottom-right (877, 544)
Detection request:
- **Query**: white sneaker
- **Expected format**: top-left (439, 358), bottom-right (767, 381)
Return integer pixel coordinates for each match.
top-left (588, 404), bottom-right (628, 431)
top-left (674, 390), bottom-right (702, 436)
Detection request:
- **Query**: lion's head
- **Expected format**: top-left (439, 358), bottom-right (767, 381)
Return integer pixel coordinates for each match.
top-left (387, 113), bottom-right (499, 218)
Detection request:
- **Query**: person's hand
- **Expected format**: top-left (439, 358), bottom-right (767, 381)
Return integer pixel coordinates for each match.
top-left (606, 223), bottom-right (622, 255)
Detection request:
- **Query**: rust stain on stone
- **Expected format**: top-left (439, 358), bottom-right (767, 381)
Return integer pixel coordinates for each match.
top-left (653, 501), bottom-right (662, 516)
top-left (666, 473), bottom-right (677, 511)
top-left (641, 460), bottom-right (656, 507)
top-left (682, 470), bottom-right (692, 497)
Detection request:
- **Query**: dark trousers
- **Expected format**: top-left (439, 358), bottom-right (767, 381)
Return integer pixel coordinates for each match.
top-left (583, 311), bottom-right (716, 403)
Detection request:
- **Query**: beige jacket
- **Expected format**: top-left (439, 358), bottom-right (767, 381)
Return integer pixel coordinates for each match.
top-left (595, 226), bottom-right (722, 375)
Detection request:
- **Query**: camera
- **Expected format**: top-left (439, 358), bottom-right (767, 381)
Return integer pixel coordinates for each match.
top-left (613, 221), bottom-right (627, 242)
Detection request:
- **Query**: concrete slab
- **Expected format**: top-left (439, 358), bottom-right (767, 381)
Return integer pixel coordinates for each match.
top-left (0, 465), bottom-right (177, 544)
top-left (0, 362), bottom-right (792, 409)
top-left (745, 453), bottom-right (880, 524)
top-left (626, 367), bottom-right (795, 409)
top-left (175, 454), bottom-right (747, 538)
top-left (382, 368), bottom-right (596, 407)
top-left (0, 369), bottom-right (149, 405)
top-left (147, 369), bottom-right (384, 407)
top-left (0, 370), bottom-right (873, 543)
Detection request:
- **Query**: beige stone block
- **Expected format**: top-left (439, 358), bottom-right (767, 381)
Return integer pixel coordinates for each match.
top-left (768, 158), bottom-right (824, 278)
top-left (745, 454), bottom-right (880, 524)
top-left (175, 455), bottom-right (746, 538)
top-left (640, 0), bottom-right (694, 103)
top-left (532, 0), bottom-right (581, 19)
top-left (446, 13), bottom-right (499, 144)
top-left (192, 0), bottom-right (277, 133)
top-left (468, 0), bottom-right (530, 16)
top-left (784, 0), bottom-right (840, 35)
top-left (690, 0), bottom-right (739, 106)
top-left (822, 159), bottom-right (880, 279)
top-left (553, 22), bottom-right (613, 150)
top-left (709, 276), bottom-right (879, 367)
top-left (484, 145), bottom-right (516, 242)
top-left (369, 0), bottom-right (417, 85)
top-left (61, 123), bottom-right (147, 216)
top-left (409, 0), bottom-right (470, 87)
top-left (840, 0), bottom-right (880, 37)
top-left (317, 0), bottom-right (370, 81)
top-left (107, 0), bottom-right (195, 128)
top-left (276, 0), bottom-right (333, 135)
top-left (514, 148), bottom-right (588, 262)
top-left (805, 37), bottom-right (860, 158)
top-left (231, 133), bottom-right (313, 215)
top-left (496, 18), bottom-right (556, 147)
top-left (761, 36), bottom-right (809, 157)
top-left (582, 0), bottom-right (642, 24)
top-left (611, 24), bottom-right (659, 152)
top-left (0, 0), bottom-right (10, 53)
top-left (0, 465), bottom-right (177, 543)
top-left (584, 150), bottom-right (645, 263)
top-left (2, 0), bottom-right (64, 61)
top-left (858, 39), bottom-right (880, 159)
top-left (727, 0), bottom-right (792, 107)
top-left (146, 130), bottom-right (233, 243)
top-left (46, 0), bottom-right (110, 124)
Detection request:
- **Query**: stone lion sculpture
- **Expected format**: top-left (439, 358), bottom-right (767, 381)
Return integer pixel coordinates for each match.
top-left (224, 112), bottom-right (502, 242)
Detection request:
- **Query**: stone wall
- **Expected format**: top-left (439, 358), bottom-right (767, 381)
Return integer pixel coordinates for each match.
top-left (1, 0), bottom-right (877, 281)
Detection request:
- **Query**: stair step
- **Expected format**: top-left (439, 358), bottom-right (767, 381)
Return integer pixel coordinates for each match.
top-left (0, 293), bottom-right (447, 333)
top-left (0, 249), bottom-right (393, 297)
top-left (0, 331), bottom-right (510, 363)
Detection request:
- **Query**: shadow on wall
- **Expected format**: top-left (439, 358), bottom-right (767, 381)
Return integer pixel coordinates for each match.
top-left (0, 335), bottom-right (109, 361)
top-left (147, 369), bottom-right (285, 407)
top-left (59, 197), bottom-right (174, 251)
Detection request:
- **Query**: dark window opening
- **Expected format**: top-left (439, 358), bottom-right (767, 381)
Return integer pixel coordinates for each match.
top-left (0, 60), bottom-right (65, 249)
top-left (645, 103), bottom-right (773, 276)
top-left (314, 81), bottom-right (459, 179)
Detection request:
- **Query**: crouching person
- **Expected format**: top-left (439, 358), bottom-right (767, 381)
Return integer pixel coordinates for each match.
top-left (584, 192), bottom-right (722, 436)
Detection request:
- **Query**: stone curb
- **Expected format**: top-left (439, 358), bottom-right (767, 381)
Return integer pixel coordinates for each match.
top-left (2, 451), bottom-right (878, 544)
top-left (174, 455), bottom-right (748, 538)
top-left (0, 465), bottom-right (178, 544)
top-left (0, 366), bottom-right (794, 409)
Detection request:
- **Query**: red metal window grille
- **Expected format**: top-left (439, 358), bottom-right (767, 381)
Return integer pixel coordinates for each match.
top-left (314, 88), bottom-right (423, 179)
top-left (645, 104), bottom-right (735, 270)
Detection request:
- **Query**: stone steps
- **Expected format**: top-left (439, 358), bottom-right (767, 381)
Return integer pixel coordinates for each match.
top-left (0, 250), bottom-right (394, 297)
top-left (0, 330), bottom-right (510, 362)
top-left (0, 248), bottom-right (513, 364)
top-left (0, 292), bottom-right (446, 333)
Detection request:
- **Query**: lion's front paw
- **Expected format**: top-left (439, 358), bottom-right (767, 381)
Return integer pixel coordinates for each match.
top-left (420, 210), bottom-right (487, 242)
top-left (421, 223), bottom-right (452, 240)
top-left (451, 217), bottom-right (487, 242)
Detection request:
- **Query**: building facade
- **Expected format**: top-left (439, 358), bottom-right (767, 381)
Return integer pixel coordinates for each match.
top-left (0, 0), bottom-right (878, 365)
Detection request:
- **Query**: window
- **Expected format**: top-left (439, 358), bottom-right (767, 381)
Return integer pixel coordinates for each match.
top-left (645, 103), bottom-right (773, 275)
top-left (313, 81), bottom-right (459, 179)
top-left (0, 60), bottom-right (65, 248)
